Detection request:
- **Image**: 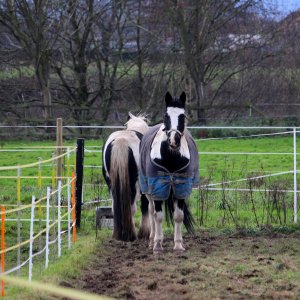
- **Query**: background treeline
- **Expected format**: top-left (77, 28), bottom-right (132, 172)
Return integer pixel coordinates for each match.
top-left (0, 0), bottom-right (299, 127)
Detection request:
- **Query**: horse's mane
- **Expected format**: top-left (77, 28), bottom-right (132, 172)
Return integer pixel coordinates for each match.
top-left (125, 112), bottom-right (149, 134)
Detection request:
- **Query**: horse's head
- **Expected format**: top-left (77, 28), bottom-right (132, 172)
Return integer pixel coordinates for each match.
top-left (163, 91), bottom-right (186, 150)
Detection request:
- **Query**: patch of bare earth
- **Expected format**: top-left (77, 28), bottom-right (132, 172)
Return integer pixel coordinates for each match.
top-left (61, 231), bottom-right (300, 300)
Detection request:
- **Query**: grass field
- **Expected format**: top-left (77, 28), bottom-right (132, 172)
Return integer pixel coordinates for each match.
top-left (0, 133), bottom-right (298, 227)
top-left (1, 131), bottom-right (300, 298)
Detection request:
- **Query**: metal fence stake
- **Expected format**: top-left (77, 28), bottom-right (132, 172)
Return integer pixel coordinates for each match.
top-left (58, 181), bottom-right (62, 258)
top-left (45, 187), bottom-right (50, 269)
top-left (29, 196), bottom-right (35, 282)
top-left (294, 128), bottom-right (297, 223)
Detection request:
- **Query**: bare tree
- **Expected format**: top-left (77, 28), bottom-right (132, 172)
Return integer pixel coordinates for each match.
top-left (0, 0), bottom-right (60, 120)
top-left (52, 0), bottom-right (131, 123)
top-left (165, 0), bottom-right (273, 122)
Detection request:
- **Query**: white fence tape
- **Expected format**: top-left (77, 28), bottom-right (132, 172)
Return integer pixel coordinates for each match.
top-left (1, 179), bottom-right (75, 281)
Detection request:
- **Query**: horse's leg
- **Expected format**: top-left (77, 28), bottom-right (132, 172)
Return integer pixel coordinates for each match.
top-left (131, 200), bottom-right (137, 231)
top-left (148, 197), bottom-right (155, 249)
top-left (153, 200), bottom-right (164, 252)
top-left (173, 199), bottom-right (185, 251)
top-left (138, 194), bottom-right (150, 239)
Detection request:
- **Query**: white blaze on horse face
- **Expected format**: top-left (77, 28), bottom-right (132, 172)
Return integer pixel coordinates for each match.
top-left (166, 107), bottom-right (185, 148)
top-left (167, 107), bottom-right (185, 130)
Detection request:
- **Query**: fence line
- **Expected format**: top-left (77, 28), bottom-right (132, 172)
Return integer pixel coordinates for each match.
top-left (196, 127), bottom-right (299, 225)
top-left (196, 131), bottom-right (292, 141)
top-left (1, 181), bottom-right (76, 288)
top-left (0, 274), bottom-right (111, 300)
top-left (0, 149), bottom-right (61, 152)
top-left (200, 171), bottom-right (293, 188)
top-left (0, 147), bottom-right (75, 171)
top-left (199, 151), bottom-right (295, 155)
top-left (0, 140), bottom-right (80, 298)
top-left (0, 178), bottom-right (75, 216)
top-left (64, 126), bottom-right (300, 225)
top-left (0, 182), bottom-right (75, 255)
top-left (84, 150), bottom-right (299, 155)
top-left (0, 176), bottom-right (72, 180)
top-left (203, 187), bottom-right (298, 193)
top-left (2, 124), bottom-right (300, 129)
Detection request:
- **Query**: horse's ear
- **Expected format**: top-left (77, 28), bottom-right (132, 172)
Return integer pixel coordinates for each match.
top-left (179, 92), bottom-right (186, 107)
top-left (165, 91), bottom-right (173, 107)
top-left (127, 112), bottom-right (133, 121)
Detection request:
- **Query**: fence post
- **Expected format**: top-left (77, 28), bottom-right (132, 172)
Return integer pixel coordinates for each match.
top-left (75, 138), bottom-right (84, 228)
top-left (67, 178), bottom-right (71, 249)
top-left (17, 167), bottom-right (21, 276)
top-left (71, 172), bottom-right (77, 244)
top-left (1, 205), bottom-right (5, 297)
top-left (29, 196), bottom-right (36, 282)
top-left (294, 127), bottom-right (297, 224)
top-left (197, 149), bottom-right (201, 223)
top-left (45, 187), bottom-right (50, 269)
top-left (56, 118), bottom-right (63, 182)
top-left (57, 181), bottom-right (62, 257)
top-left (38, 158), bottom-right (42, 275)
top-left (51, 153), bottom-right (55, 191)
top-left (67, 147), bottom-right (71, 178)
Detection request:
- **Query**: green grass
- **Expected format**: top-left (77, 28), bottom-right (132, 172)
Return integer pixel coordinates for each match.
top-left (1, 134), bottom-right (299, 226)
top-left (197, 135), bottom-right (295, 181)
top-left (0, 133), bottom-right (299, 297)
top-left (5, 229), bottom-right (110, 299)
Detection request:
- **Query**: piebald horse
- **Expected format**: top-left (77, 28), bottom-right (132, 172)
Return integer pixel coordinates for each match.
top-left (102, 113), bottom-right (149, 241)
top-left (139, 92), bottom-right (199, 251)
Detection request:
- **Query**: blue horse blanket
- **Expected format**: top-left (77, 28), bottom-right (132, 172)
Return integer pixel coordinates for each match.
top-left (139, 124), bottom-right (199, 201)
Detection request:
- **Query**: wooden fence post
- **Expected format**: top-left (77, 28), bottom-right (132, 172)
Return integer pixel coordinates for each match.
top-left (75, 138), bottom-right (84, 229)
top-left (56, 118), bottom-right (63, 182)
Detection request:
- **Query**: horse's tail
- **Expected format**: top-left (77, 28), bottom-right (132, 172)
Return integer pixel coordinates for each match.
top-left (110, 139), bottom-right (136, 241)
top-left (165, 191), bottom-right (195, 235)
top-left (182, 201), bottom-right (195, 235)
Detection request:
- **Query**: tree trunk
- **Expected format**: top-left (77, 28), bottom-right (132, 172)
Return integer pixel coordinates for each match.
top-left (36, 60), bottom-right (52, 120)
top-left (194, 80), bottom-right (206, 125)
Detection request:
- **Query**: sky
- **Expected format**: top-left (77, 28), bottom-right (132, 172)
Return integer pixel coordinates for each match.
top-left (275, 0), bottom-right (300, 16)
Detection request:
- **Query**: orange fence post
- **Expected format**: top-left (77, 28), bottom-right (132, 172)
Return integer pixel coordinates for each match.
top-left (1, 205), bottom-right (5, 297)
top-left (71, 172), bottom-right (76, 244)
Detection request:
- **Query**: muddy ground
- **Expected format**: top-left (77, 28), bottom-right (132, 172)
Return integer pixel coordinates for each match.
top-left (61, 230), bottom-right (300, 299)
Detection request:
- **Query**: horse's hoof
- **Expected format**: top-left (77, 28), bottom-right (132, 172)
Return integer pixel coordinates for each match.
top-left (153, 241), bottom-right (163, 252)
top-left (148, 238), bottom-right (154, 249)
top-left (174, 242), bottom-right (185, 252)
top-left (138, 228), bottom-right (150, 240)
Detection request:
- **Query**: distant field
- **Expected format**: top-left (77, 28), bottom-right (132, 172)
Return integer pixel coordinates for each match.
top-left (0, 133), bottom-right (298, 229)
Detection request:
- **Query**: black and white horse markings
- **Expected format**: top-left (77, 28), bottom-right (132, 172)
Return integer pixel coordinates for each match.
top-left (139, 92), bottom-right (199, 252)
top-left (102, 113), bottom-right (149, 241)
